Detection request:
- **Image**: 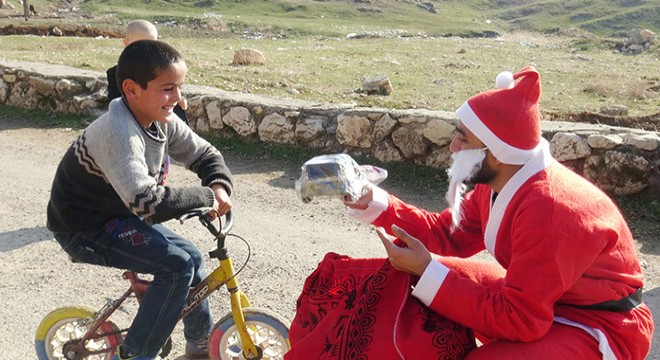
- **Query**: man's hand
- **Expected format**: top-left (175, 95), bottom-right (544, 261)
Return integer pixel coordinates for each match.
top-left (343, 185), bottom-right (373, 210)
top-left (211, 184), bottom-right (232, 216)
top-left (376, 225), bottom-right (432, 277)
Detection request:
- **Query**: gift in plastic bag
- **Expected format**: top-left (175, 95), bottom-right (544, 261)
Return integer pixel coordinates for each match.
top-left (295, 153), bottom-right (387, 203)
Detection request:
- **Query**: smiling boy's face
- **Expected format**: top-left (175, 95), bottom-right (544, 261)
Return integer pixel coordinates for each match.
top-left (124, 59), bottom-right (188, 129)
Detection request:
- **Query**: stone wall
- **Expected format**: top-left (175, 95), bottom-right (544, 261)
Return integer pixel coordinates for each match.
top-left (1, 60), bottom-right (658, 197)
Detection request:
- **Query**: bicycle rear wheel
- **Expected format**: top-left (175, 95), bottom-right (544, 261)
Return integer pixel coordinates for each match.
top-left (35, 306), bottom-right (122, 360)
top-left (208, 307), bottom-right (291, 360)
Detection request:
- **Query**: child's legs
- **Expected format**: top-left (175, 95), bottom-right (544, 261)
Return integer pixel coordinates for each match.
top-left (466, 322), bottom-right (602, 360)
top-left (152, 223), bottom-right (213, 342)
top-left (91, 217), bottom-right (198, 357)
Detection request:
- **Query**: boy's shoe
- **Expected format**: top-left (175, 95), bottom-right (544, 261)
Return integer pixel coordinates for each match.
top-left (112, 353), bottom-right (161, 360)
top-left (185, 338), bottom-right (210, 359)
top-left (112, 345), bottom-right (161, 360)
top-left (112, 355), bottom-right (160, 360)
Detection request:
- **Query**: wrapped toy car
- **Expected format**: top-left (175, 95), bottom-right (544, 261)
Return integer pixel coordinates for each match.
top-left (295, 153), bottom-right (387, 203)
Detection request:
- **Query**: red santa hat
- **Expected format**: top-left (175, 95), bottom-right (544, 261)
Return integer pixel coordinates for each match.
top-left (455, 66), bottom-right (542, 165)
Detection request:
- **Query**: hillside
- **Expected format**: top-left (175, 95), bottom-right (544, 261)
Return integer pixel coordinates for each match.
top-left (2, 0), bottom-right (658, 38)
top-left (489, 0), bottom-right (659, 35)
top-left (89, 0), bottom-right (660, 37)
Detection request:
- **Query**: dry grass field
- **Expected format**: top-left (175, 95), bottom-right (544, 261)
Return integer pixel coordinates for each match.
top-left (0, 0), bottom-right (658, 122)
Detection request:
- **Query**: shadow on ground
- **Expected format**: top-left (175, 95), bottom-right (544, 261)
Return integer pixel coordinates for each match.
top-left (0, 226), bottom-right (52, 252)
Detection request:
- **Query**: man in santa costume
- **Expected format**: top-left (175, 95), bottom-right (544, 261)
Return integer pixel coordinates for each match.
top-left (345, 66), bottom-right (654, 359)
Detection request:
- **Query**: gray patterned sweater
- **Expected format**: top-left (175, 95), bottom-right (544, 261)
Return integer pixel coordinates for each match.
top-left (47, 98), bottom-right (233, 233)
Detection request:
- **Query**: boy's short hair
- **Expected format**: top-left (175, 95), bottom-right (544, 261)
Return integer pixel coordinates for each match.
top-left (116, 40), bottom-right (184, 93)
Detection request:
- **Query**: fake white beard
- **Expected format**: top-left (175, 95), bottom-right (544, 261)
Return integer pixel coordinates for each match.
top-left (445, 148), bottom-right (487, 231)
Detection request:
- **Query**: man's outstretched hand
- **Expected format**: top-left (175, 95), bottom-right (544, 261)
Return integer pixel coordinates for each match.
top-left (343, 185), bottom-right (373, 210)
top-left (344, 186), bottom-right (432, 276)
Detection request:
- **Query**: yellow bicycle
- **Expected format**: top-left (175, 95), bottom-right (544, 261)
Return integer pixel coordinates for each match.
top-left (35, 209), bottom-right (291, 360)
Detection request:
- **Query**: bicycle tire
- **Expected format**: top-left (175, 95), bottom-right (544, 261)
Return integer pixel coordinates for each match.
top-left (208, 307), bottom-right (291, 360)
top-left (35, 306), bottom-right (122, 360)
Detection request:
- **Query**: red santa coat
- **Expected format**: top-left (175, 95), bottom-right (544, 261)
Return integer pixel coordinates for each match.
top-left (368, 146), bottom-right (653, 359)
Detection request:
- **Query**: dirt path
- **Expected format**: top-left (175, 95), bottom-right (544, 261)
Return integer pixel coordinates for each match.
top-left (0, 114), bottom-right (657, 359)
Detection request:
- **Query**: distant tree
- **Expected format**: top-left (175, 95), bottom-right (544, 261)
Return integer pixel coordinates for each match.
top-left (23, 0), bottom-right (29, 18)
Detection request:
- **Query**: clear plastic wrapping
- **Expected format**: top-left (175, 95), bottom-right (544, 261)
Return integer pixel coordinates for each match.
top-left (295, 153), bottom-right (388, 203)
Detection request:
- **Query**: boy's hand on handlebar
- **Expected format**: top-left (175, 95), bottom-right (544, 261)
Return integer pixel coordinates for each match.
top-left (211, 184), bottom-right (232, 217)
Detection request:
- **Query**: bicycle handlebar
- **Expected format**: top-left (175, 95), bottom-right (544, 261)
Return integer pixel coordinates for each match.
top-left (179, 208), bottom-right (233, 238)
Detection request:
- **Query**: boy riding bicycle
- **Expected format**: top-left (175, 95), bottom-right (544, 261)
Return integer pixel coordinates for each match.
top-left (46, 40), bottom-right (233, 360)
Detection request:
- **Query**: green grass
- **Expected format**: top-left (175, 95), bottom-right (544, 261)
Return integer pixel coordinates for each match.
top-left (12, 0), bottom-right (660, 37)
top-left (1, 1), bottom-right (658, 116)
top-left (616, 196), bottom-right (660, 249)
top-left (74, 0), bottom-right (497, 38)
top-left (78, 0), bottom-right (660, 36)
top-left (1, 33), bottom-right (658, 116)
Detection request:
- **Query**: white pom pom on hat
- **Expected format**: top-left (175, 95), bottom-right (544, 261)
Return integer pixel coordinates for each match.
top-left (495, 71), bottom-right (514, 89)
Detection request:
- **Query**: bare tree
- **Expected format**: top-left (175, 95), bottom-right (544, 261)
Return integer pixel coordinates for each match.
top-left (23, 0), bottom-right (29, 19)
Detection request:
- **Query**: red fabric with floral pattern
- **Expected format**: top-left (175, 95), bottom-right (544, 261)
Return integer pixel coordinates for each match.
top-left (286, 252), bottom-right (475, 360)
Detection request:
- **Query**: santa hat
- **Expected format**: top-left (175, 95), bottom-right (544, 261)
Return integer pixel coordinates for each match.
top-left (455, 66), bottom-right (542, 165)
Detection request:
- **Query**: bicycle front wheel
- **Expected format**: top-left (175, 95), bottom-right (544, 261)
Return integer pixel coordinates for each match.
top-left (208, 307), bottom-right (291, 360)
top-left (35, 306), bottom-right (122, 360)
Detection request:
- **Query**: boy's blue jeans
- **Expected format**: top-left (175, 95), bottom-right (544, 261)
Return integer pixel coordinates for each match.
top-left (54, 216), bottom-right (213, 358)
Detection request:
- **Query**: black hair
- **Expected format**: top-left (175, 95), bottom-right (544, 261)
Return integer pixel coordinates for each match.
top-left (116, 40), bottom-right (184, 94)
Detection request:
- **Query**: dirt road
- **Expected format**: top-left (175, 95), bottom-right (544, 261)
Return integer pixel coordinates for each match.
top-left (0, 114), bottom-right (657, 359)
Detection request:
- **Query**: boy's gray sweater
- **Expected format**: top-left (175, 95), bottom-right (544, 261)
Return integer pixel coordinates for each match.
top-left (47, 98), bottom-right (233, 233)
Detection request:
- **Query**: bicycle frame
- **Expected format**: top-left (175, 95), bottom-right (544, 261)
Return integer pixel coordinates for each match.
top-left (62, 210), bottom-right (261, 360)
top-left (181, 244), bottom-right (259, 358)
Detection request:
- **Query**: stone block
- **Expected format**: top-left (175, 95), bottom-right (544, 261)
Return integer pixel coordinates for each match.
top-left (423, 118), bottom-right (455, 146)
top-left (337, 114), bottom-right (373, 148)
top-left (259, 112), bottom-right (295, 144)
top-left (224, 106), bottom-right (256, 136)
top-left (550, 132), bottom-right (591, 161)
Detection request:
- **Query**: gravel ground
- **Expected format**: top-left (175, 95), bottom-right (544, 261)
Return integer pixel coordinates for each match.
top-left (0, 115), bottom-right (657, 359)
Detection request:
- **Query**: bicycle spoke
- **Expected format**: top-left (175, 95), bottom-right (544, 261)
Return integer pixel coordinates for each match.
top-left (47, 318), bottom-right (114, 360)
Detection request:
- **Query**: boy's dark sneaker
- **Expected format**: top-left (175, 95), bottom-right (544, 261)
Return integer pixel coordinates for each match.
top-left (111, 345), bottom-right (161, 360)
top-left (185, 338), bottom-right (210, 359)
